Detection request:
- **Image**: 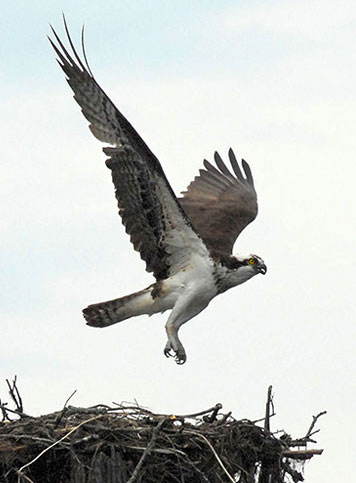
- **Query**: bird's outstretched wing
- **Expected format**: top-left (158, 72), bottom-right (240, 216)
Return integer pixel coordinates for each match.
top-left (49, 21), bottom-right (209, 280)
top-left (179, 149), bottom-right (258, 254)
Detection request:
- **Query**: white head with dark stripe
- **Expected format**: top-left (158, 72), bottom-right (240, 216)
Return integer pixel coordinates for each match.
top-left (217, 253), bottom-right (267, 292)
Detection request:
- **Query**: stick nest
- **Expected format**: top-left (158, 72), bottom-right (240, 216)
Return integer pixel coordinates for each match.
top-left (0, 396), bottom-right (324, 483)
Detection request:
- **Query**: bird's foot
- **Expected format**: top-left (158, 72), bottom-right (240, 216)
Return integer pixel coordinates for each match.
top-left (164, 340), bottom-right (187, 365)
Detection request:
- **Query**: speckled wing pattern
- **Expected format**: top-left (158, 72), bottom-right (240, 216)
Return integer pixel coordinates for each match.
top-left (49, 23), bottom-right (208, 281)
top-left (179, 149), bottom-right (258, 254)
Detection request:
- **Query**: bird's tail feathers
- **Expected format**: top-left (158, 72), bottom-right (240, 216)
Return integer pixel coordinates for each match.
top-left (83, 286), bottom-right (154, 328)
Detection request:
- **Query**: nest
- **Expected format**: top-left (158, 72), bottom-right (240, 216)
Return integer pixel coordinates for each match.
top-left (0, 381), bottom-right (324, 483)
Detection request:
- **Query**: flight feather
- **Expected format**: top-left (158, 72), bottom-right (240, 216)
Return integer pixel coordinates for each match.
top-left (49, 22), bottom-right (207, 280)
top-left (179, 149), bottom-right (257, 254)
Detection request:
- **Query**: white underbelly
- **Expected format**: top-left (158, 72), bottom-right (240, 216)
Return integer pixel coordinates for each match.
top-left (151, 255), bottom-right (217, 314)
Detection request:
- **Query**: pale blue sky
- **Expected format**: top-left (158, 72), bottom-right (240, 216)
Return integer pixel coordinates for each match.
top-left (1, 2), bottom-right (356, 482)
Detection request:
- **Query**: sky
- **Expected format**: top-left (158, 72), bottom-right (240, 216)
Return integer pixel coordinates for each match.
top-left (1, 1), bottom-right (356, 481)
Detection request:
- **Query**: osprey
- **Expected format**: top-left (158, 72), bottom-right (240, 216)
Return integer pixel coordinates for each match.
top-left (49, 22), bottom-right (267, 364)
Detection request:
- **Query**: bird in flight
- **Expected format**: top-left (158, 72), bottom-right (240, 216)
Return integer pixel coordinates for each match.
top-left (49, 19), bottom-right (267, 364)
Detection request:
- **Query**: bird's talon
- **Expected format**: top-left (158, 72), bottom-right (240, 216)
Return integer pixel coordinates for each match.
top-left (175, 352), bottom-right (187, 365)
top-left (164, 349), bottom-right (173, 358)
top-left (164, 341), bottom-right (186, 364)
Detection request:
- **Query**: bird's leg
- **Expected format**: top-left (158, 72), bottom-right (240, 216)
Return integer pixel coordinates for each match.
top-left (164, 320), bottom-right (187, 365)
top-left (163, 286), bottom-right (210, 365)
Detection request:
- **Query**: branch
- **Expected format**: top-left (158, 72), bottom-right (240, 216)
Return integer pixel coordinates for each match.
top-left (282, 461), bottom-right (304, 483)
top-left (179, 454), bottom-right (212, 483)
top-left (305, 411), bottom-right (327, 439)
top-left (289, 410), bottom-right (327, 446)
top-left (17, 414), bottom-right (104, 483)
top-left (54, 389), bottom-right (77, 428)
top-left (282, 449), bottom-right (324, 460)
top-left (126, 418), bottom-right (167, 483)
top-left (203, 404), bottom-right (223, 423)
top-left (111, 402), bottom-right (224, 422)
top-left (6, 376), bottom-right (28, 418)
top-left (217, 411), bottom-right (232, 425)
top-left (0, 400), bottom-right (11, 422)
top-left (0, 403), bottom-right (30, 420)
top-left (180, 403), bottom-right (223, 420)
top-left (184, 430), bottom-right (239, 483)
top-left (264, 385), bottom-right (274, 431)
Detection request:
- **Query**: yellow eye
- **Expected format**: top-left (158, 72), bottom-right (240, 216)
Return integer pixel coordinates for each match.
top-left (248, 258), bottom-right (255, 265)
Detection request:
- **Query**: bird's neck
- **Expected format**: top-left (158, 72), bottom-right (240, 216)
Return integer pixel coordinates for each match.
top-left (213, 255), bottom-right (255, 294)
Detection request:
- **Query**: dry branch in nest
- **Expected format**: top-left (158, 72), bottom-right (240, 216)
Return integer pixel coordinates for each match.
top-left (0, 379), bottom-right (325, 483)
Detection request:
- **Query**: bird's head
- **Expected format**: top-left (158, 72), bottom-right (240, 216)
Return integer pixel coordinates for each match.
top-left (243, 254), bottom-right (267, 275)
top-left (218, 253), bottom-right (267, 292)
top-left (231, 253), bottom-right (267, 282)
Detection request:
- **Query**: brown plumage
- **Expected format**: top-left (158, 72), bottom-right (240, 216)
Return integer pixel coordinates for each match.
top-left (49, 23), bottom-right (258, 274)
top-left (49, 23), bottom-right (203, 282)
top-left (179, 150), bottom-right (257, 254)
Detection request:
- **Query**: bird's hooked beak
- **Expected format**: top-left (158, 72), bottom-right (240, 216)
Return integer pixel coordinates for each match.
top-left (258, 263), bottom-right (267, 275)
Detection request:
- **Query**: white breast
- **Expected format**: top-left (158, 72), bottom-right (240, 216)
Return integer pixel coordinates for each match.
top-left (152, 252), bottom-right (218, 315)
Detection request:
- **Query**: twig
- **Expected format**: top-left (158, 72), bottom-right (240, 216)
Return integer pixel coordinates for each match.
top-left (123, 445), bottom-right (186, 456)
top-left (63, 390), bottom-right (77, 408)
top-left (18, 474), bottom-right (35, 483)
top-left (112, 402), bottom-right (154, 414)
top-left (0, 403), bottom-right (30, 419)
top-left (184, 430), bottom-right (238, 483)
top-left (252, 413), bottom-right (276, 425)
top-left (264, 385), bottom-right (274, 432)
top-left (6, 376), bottom-right (23, 414)
top-left (126, 418), bottom-right (167, 483)
top-left (88, 403), bottom-right (115, 410)
top-left (217, 411), bottom-right (232, 425)
top-left (111, 402), bottom-right (224, 421)
top-left (179, 454), bottom-right (212, 483)
top-left (54, 389), bottom-right (77, 428)
top-left (282, 461), bottom-right (304, 483)
top-left (282, 449), bottom-right (323, 460)
top-left (62, 405), bottom-right (108, 417)
top-left (17, 414), bottom-right (104, 483)
top-left (203, 403), bottom-right (222, 423)
top-left (0, 400), bottom-right (11, 422)
top-left (0, 434), bottom-right (60, 445)
top-left (304, 411), bottom-right (327, 439)
top-left (288, 410), bottom-right (327, 447)
top-left (5, 377), bottom-right (29, 418)
top-left (178, 404), bottom-right (223, 420)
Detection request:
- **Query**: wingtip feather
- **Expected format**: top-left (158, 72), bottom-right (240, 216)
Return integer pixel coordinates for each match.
top-left (241, 159), bottom-right (254, 186)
